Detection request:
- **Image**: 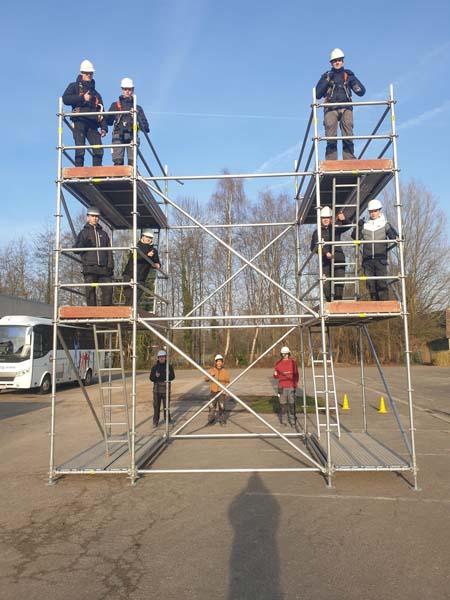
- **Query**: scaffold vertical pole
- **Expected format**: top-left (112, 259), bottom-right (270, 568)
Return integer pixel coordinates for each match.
top-left (48, 97), bottom-right (64, 485)
top-left (312, 87), bottom-right (333, 486)
top-left (389, 84), bottom-right (419, 489)
top-left (129, 92), bottom-right (139, 483)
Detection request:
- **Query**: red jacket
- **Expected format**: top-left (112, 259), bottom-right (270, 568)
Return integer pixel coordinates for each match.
top-left (273, 358), bottom-right (299, 388)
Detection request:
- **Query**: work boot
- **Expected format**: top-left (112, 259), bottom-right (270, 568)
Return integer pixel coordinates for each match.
top-left (207, 408), bottom-right (215, 426)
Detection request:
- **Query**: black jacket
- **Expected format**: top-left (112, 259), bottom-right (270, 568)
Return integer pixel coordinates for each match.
top-left (106, 96), bottom-right (150, 133)
top-left (311, 220), bottom-right (351, 265)
top-left (316, 68), bottom-right (365, 105)
top-left (62, 75), bottom-right (107, 130)
top-left (75, 223), bottom-right (114, 275)
top-left (123, 240), bottom-right (160, 282)
top-left (149, 362), bottom-right (175, 384)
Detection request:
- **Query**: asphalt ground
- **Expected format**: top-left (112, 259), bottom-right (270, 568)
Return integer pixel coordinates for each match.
top-left (1, 365), bottom-right (449, 599)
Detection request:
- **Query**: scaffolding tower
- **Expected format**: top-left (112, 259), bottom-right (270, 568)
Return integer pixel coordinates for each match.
top-left (49, 85), bottom-right (417, 488)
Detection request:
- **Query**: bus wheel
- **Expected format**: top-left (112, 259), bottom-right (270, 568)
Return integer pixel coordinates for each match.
top-left (39, 375), bottom-right (51, 395)
top-left (83, 369), bottom-right (93, 387)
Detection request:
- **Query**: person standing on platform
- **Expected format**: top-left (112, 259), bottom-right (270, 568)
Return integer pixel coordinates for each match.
top-left (273, 346), bottom-right (299, 426)
top-left (315, 48), bottom-right (366, 160)
top-left (150, 350), bottom-right (175, 427)
top-left (106, 78), bottom-right (150, 166)
top-left (353, 198), bottom-right (398, 301)
top-left (122, 229), bottom-right (161, 306)
top-left (74, 207), bottom-right (114, 306)
top-left (62, 60), bottom-right (107, 167)
top-left (204, 354), bottom-right (230, 426)
top-left (310, 206), bottom-right (351, 301)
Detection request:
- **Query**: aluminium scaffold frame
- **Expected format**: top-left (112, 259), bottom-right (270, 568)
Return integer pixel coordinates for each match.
top-left (49, 84), bottom-right (418, 489)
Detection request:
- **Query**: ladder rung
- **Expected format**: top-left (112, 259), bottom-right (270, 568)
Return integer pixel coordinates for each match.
top-left (100, 386), bottom-right (125, 390)
top-left (102, 403), bottom-right (128, 408)
top-left (99, 367), bottom-right (123, 372)
top-left (96, 329), bottom-right (120, 334)
top-left (97, 348), bottom-right (121, 353)
top-left (105, 422), bottom-right (128, 426)
top-left (106, 439), bottom-right (130, 444)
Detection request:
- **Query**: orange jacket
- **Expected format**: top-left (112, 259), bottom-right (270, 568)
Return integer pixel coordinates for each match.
top-left (204, 366), bottom-right (230, 394)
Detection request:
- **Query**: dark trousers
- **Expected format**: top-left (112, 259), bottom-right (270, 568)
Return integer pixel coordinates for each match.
top-left (323, 263), bottom-right (345, 301)
top-left (153, 383), bottom-right (171, 425)
top-left (112, 130), bottom-right (139, 166)
top-left (83, 273), bottom-right (113, 306)
top-left (122, 274), bottom-right (144, 306)
top-left (73, 121), bottom-right (104, 167)
top-left (324, 108), bottom-right (355, 160)
top-left (363, 258), bottom-right (389, 300)
top-left (208, 392), bottom-right (226, 423)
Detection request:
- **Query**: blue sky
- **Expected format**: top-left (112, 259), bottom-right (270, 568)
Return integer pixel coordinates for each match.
top-left (2, 0), bottom-right (450, 242)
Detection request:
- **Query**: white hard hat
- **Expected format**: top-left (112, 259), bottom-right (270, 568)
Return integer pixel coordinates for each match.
top-left (141, 229), bottom-right (154, 238)
top-left (368, 199), bottom-right (382, 211)
top-left (320, 206), bottom-right (333, 218)
top-left (214, 354), bottom-right (224, 361)
top-left (329, 48), bottom-right (345, 62)
top-left (280, 346), bottom-right (290, 354)
top-left (121, 77), bottom-right (134, 88)
top-left (80, 59), bottom-right (95, 73)
top-left (157, 350), bottom-right (167, 357)
top-left (87, 207), bottom-right (101, 216)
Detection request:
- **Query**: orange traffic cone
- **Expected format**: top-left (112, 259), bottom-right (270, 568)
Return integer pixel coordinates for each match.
top-left (342, 393), bottom-right (350, 410)
top-left (378, 396), bottom-right (387, 413)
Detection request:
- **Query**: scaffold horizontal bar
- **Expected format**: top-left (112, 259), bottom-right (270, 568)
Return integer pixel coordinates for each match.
top-left (138, 467), bottom-right (323, 473)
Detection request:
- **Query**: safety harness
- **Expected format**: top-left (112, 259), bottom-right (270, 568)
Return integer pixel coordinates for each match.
top-left (325, 70), bottom-right (351, 103)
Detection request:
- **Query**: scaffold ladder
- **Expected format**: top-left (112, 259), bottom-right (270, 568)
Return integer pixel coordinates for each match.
top-left (332, 176), bottom-right (361, 299)
top-left (308, 327), bottom-right (341, 439)
top-left (93, 324), bottom-right (131, 456)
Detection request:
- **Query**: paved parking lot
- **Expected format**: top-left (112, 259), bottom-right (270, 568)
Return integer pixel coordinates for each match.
top-left (1, 366), bottom-right (449, 599)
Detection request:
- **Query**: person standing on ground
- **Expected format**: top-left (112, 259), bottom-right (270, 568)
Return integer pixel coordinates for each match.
top-left (74, 207), bottom-right (114, 306)
top-left (315, 48), bottom-right (366, 160)
top-left (310, 206), bottom-right (351, 301)
top-left (149, 350), bottom-right (175, 427)
top-left (273, 346), bottom-right (299, 426)
top-left (352, 198), bottom-right (398, 301)
top-left (204, 354), bottom-right (230, 426)
top-left (106, 77), bottom-right (150, 166)
top-left (122, 229), bottom-right (161, 306)
top-left (62, 59), bottom-right (107, 167)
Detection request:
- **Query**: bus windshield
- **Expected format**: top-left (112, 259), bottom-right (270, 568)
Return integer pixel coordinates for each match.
top-left (0, 325), bottom-right (32, 362)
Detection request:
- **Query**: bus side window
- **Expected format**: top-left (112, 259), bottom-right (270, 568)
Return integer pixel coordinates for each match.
top-left (33, 325), bottom-right (52, 358)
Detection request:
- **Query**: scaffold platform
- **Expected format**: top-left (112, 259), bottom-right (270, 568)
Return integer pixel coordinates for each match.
top-left (309, 431), bottom-right (410, 471)
top-left (55, 433), bottom-right (164, 474)
top-left (298, 159), bottom-right (394, 224)
top-left (303, 301), bottom-right (402, 328)
top-left (61, 166), bottom-right (168, 230)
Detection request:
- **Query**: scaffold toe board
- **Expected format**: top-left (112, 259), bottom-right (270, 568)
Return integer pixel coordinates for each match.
top-left (309, 432), bottom-right (411, 471)
top-left (61, 166), bottom-right (168, 230)
top-left (59, 306), bottom-right (155, 321)
top-left (298, 159), bottom-right (394, 224)
top-left (326, 300), bottom-right (401, 317)
top-left (304, 301), bottom-right (402, 327)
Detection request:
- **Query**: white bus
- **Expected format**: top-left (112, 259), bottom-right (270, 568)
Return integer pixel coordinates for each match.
top-left (0, 315), bottom-right (98, 393)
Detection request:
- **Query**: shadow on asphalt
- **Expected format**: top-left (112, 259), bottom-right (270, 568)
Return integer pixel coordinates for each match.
top-left (0, 401), bottom-right (49, 420)
top-left (228, 473), bottom-right (282, 599)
